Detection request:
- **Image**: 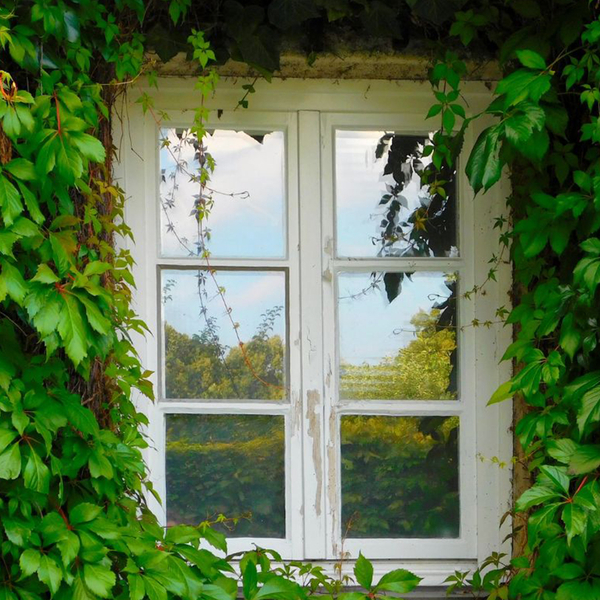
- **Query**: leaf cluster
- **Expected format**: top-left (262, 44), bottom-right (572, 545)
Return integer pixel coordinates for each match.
top-left (421, 0), bottom-right (600, 598)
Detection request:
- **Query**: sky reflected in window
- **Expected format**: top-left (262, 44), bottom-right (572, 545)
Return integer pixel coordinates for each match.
top-left (160, 129), bottom-right (286, 258)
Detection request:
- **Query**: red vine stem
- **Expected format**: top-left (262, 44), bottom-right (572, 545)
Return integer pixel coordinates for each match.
top-left (573, 476), bottom-right (588, 498)
top-left (54, 92), bottom-right (62, 135)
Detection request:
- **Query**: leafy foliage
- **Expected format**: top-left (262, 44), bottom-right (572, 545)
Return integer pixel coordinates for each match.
top-left (0, 4), bottom-right (425, 600)
top-left (416, 1), bottom-right (600, 598)
top-left (5, 0), bottom-right (600, 595)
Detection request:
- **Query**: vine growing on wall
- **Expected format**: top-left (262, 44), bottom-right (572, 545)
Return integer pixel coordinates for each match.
top-left (3, 0), bottom-right (600, 597)
top-left (0, 1), bottom-right (424, 600)
top-left (421, 2), bottom-right (600, 598)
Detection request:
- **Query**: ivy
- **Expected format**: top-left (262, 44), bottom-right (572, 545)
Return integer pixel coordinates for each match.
top-left (413, 1), bottom-right (600, 598)
top-left (0, 2), bottom-right (427, 600)
top-left (3, 0), bottom-right (600, 596)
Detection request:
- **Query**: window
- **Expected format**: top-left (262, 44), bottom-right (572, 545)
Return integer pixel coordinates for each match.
top-left (119, 79), bottom-right (512, 584)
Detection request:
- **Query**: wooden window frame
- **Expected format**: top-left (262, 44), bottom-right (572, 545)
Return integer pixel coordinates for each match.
top-left (116, 78), bottom-right (513, 586)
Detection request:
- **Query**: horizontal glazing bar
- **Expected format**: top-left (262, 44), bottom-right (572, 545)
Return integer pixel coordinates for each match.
top-left (157, 401), bottom-right (291, 414)
top-left (335, 400), bottom-right (464, 414)
top-left (330, 258), bottom-right (464, 271)
top-left (156, 258), bottom-right (291, 268)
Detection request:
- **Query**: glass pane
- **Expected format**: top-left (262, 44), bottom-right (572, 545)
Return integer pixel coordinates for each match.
top-left (166, 414), bottom-right (285, 538)
top-left (160, 128), bottom-right (286, 258)
top-left (338, 271), bottom-right (457, 400)
top-left (335, 131), bottom-right (457, 258)
top-left (162, 269), bottom-right (286, 400)
top-left (341, 415), bottom-right (459, 538)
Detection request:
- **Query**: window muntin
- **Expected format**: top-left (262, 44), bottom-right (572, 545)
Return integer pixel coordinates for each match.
top-left (159, 128), bottom-right (286, 259)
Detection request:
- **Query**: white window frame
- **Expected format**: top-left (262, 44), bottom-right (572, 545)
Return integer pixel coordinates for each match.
top-left (116, 77), bottom-right (513, 586)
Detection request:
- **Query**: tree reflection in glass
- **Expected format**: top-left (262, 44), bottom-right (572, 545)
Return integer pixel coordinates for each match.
top-left (338, 272), bottom-right (457, 400)
top-left (335, 131), bottom-right (457, 259)
top-left (162, 269), bottom-right (286, 401)
top-left (166, 414), bottom-right (285, 537)
top-left (341, 415), bottom-right (459, 538)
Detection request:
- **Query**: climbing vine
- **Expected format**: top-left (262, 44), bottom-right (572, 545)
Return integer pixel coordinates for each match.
top-left (3, 0), bottom-right (600, 598)
top-left (0, 2), bottom-right (422, 600)
top-left (421, 2), bottom-right (600, 599)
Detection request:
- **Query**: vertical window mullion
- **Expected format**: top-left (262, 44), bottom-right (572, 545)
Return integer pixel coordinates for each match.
top-left (320, 113), bottom-right (340, 560)
top-left (298, 110), bottom-right (327, 558)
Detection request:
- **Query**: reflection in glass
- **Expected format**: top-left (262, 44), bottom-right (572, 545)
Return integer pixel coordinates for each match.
top-left (341, 415), bottom-right (459, 538)
top-left (166, 414), bottom-right (285, 537)
top-left (338, 272), bottom-right (457, 400)
top-left (162, 269), bottom-right (286, 400)
top-left (160, 129), bottom-right (286, 258)
top-left (335, 131), bottom-right (457, 258)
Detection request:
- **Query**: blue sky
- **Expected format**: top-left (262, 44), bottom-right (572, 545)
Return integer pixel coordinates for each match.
top-left (160, 129), bottom-right (285, 259)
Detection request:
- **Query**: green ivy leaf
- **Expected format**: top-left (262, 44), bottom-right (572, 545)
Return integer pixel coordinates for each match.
top-left (375, 569), bottom-right (422, 594)
top-left (128, 574), bottom-right (146, 600)
top-left (0, 429), bottom-right (17, 454)
top-left (24, 449), bottom-right (50, 493)
top-left (516, 485), bottom-right (561, 512)
top-left (0, 174), bottom-right (24, 225)
top-left (0, 442), bottom-right (21, 480)
top-left (354, 553), bottom-right (373, 589)
top-left (516, 49), bottom-right (547, 70)
top-left (144, 576), bottom-right (167, 600)
top-left (73, 575), bottom-right (96, 600)
top-left (58, 530), bottom-right (81, 566)
top-left (577, 385), bottom-right (600, 435)
top-left (57, 295), bottom-right (88, 365)
top-left (88, 448), bottom-right (114, 479)
top-left (37, 555), bottom-right (63, 595)
top-left (560, 314), bottom-right (581, 359)
top-left (568, 445), bottom-right (600, 475)
top-left (547, 439), bottom-right (579, 464)
top-left (254, 577), bottom-right (302, 600)
top-left (496, 69), bottom-right (551, 106)
top-left (539, 465), bottom-right (570, 495)
top-left (32, 264), bottom-right (60, 284)
top-left (0, 231), bottom-right (18, 258)
top-left (487, 380), bottom-right (513, 405)
top-left (19, 549), bottom-right (42, 578)
top-left (553, 563), bottom-right (585, 580)
top-left (556, 580), bottom-right (600, 600)
top-left (466, 125), bottom-right (502, 193)
top-left (83, 564), bottom-right (116, 598)
top-left (49, 232), bottom-right (75, 276)
top-left (70, 503), bottom-right (103, 525)
top-left (561, 504), bottom-right (587, 544)
top-left (70, 132), bottom-right (106, 163)
top-left (242, 560), bottom-right (257, 600)
top-left (3, 158), bottom-right (37, 181)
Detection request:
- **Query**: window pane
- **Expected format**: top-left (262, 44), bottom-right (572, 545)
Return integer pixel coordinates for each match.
top-left (160, 129), bottom-right (286, 258)
top-left (335, 131), bottom-right (457, 258)
top-left (338, 271), bottom-right (457, 400)
top-left (162, 269), bottom-right (286, 400)
top-left (166, 414), bottom-right (285, 538)
top-left (341, 415), bottom-right (459, 538)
